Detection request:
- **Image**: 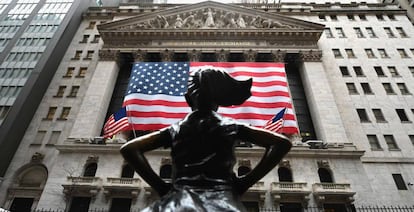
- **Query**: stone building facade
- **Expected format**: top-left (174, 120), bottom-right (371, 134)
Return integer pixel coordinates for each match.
top-left (0, 1), bottom-right (413, 211)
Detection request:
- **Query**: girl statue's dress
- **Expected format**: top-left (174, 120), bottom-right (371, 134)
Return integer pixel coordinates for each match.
top-left (121, 69), bottom-right (292, 212)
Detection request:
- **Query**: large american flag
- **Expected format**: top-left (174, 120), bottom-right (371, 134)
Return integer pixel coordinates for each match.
top-left (123, 62), bottom-right (299, 135)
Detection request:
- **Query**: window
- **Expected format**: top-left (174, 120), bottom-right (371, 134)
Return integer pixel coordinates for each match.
top-left (238, 166), bottom-right (251, 176)
top-left (55, 86), bottom-right (66, 97)
top-left (367, 135), bottom-right (382, 150)
top-left (121, 164), bottom-right (134, 178)
top-left (339, 66), bottom-right (350, 76)
top-left (332, 49), bottom-right (342, 58)
top-left (346, 49), bottom-right (356, 58)
top-left (361, 83), bottom-right (373, 94)
top-left (397, 49), bottom-right (410, 58)
top-left (68, 86), bottom-right (79, 97)
top-left (397, 83), bottom-right (410, 95)
top-left (372, 109), bottom-right (386, 122)
top-left (383, 83), bottom-right (396, 94)
top-left (92, 34), bottom-right (100, 43)
top-left (354, 27), bottom-right (364, 38)
top-left (384, 135), bottom-right (399, 150)
top-left (330, 15), bottom-right (337, 21)
top-left (64, 67), bottom-right (74, 78)
top-left (44, 107), bottom-right (57, 120)
top-left (374, 66), bottom-right (386, 77)
top-left (396, 109), bottom-right (410, 122)
top-left (346, 83), bottom-right (358, 94)
top-left (72, 51), bottom-right (82, 60)
top-left (68, 197), bottom-right (91, 212)
top-left (359, 14), bottom-right (367, 20)
top-left (319, 15), bottom-right (326, 21)
top-left (392, 174), bottom-right (408, 190)
top-left (409, 135), bottom-right (414, 146)
top-left (84, 50), bottom-right (94, 60)
top-left (9, 198), bottom-right (34, 212)
top-left (347, 14), bottom-right (355, 21)
top-left (353, 66), bottom-right (364, 76)
top-left (365, 49), bottom-right (376, 58)
top-left (388, 66), bottom-right (399, 77)
top-left (324, 28), bottom-right (333, 38)
top-left (357, 109), bottom-right (370, 122)
top-left (83, 163), bottom-right (97, 177)
top-left (109, 198), bottom-right (132, 212)
top-left (396, 27), bottom-right (408, 37)
top-left (48, 131), bottom-right (60, 145)
top-left (384, 27), bottom-right (395, 38)
top-left (278, 167), bottom-right (293, 182)
top-left (79, 34), bottom-right (89, 43)
top-left (86, 21), bottom-right (96, 29)
top-left (378, 49), bottom-right (389, 58)
top-left (318, 168), bottom-right (333, 183)
top-left (33, 130), bottom-right (46, 145)
top-left (59, 107), bottom-right (70, 120)
top-left (335, 27), bottom-right (346, 38)
top-left (376, 14), bottom-right (384, 21)
top-left (387, 14), bottom-right (396, 21)
top-left (77, 67), bottom-right (87, 77)
top-left (160, 164), bottom-right (172, 179)
top-left (0, 106), bottom-right (10, 121)
top-left (409, 66), bottom-right (414, 77)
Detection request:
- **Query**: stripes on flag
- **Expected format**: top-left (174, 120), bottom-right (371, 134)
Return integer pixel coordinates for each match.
top-left (103, 107), bottom-right (130, 138)
top-left (123, 62), bottom-right (299, 135)
top-left (264, 108), bottom-right (286, 133)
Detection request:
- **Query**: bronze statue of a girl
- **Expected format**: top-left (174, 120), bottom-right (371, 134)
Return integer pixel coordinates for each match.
top-left (121, 69), bottom-right (291, 211)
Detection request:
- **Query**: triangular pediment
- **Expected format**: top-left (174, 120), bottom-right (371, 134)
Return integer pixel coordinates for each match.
top-left (99, 1), bottom-right (324, 31)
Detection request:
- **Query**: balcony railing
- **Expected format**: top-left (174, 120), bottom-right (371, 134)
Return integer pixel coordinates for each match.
top-left (66, 176), bottom-right (101, 185)
top-left (106, 177), bottom-right (141, 187)
top-left (312, 183), bottom-right (353, 193)
top-left (271, 182), bottom-right (308, 192)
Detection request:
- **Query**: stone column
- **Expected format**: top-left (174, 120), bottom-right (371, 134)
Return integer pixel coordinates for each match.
top-left (161, 49), bottom-right (174, 62)
top-left (271, 50), bottom-right (286, 62)
top-left (188, 49), bottom-right (201, 62)
top-left (133, 49), bottom-right (146, 62)
top-left (69, 49), bottom-right (120, 138)
top-left (299, 50), bottom-right (349, 143)
top-left (244, 49), bottom-right (257, 62)
top-left (216, 49), bottom-right (228, 62)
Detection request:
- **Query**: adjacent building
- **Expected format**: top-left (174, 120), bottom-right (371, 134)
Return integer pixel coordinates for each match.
top-left (0, 1), bottom-right (413, 211)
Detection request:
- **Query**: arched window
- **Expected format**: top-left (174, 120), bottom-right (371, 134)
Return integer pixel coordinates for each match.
top-left (238, 166), bottom-right (251, 176)
top-left (121, 164), bottom-right (134, 178)
top-left (83, 163), bottom-right (97, 177)
top-left (278, 167), bottom-right (293, 182)
top-left (318, 167), bottom-right (334, 183)
top-left (160, 164), bottom-right (172, 179)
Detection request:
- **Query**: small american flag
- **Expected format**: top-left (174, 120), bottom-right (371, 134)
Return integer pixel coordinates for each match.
top-left (263, 108), bottom-right (286, 133)
top-left (103, 107), bottom-right (130, 138)
top-left (123, 62), bottom-right (299, 135)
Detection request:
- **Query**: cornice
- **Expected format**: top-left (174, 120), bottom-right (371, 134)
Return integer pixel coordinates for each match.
top-left (56, 142), bottom-right (364, 159)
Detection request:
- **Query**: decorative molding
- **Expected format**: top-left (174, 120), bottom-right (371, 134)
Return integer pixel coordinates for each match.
top-left (317, 160), bottom-right (330, 168)
top-left (31, 152), bottom-right (44, 163)
top-left (299, 50), bottom-right (322, 62)
top-left (87, 155), bottom-right (99, 163)
top-left (161, 158), bottom-right (172, 165)
top-left (238, 159), bottom-right (251, 167)
top-left (279, 159), bottom-right (290, 168)
top-left (98, 49), bottom-right (120, 61)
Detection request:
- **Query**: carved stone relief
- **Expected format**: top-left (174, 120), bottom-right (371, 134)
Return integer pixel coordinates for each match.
top-left (117, 8), bottom-right (300, 30)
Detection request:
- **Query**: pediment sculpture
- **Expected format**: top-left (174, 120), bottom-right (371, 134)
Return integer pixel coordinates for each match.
top-left (118, 8), bottom-right (300, 30)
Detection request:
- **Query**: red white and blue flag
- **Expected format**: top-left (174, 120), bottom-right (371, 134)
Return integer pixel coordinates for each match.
top-left (263, 107), bottom-right (287, 133)
top-left (103, 107), bottom-right (130, 138)
top-left (123, 62), bottom-right (299, 135)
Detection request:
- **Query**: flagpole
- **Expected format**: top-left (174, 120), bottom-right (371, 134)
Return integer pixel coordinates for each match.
top-left (125, 105), bottom-right (137, 138)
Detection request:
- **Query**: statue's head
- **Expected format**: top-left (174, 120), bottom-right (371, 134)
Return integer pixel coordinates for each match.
top-left (185, 69), bottom-right (252, 111)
